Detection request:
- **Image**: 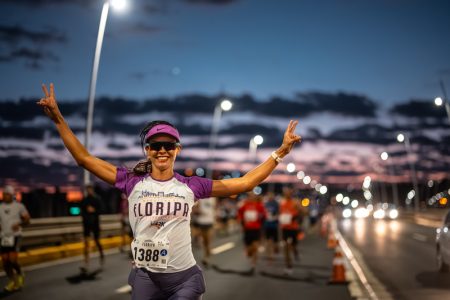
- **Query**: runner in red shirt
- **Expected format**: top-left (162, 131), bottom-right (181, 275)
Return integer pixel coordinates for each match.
top-left (238, 192), bottom-right (266, 273)
top-left (279, 187), bottom-right (302, 275)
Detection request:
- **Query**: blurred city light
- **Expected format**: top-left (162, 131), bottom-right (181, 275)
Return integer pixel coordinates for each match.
top-left (301, 198), bottom-right (310, 207)
top-left (434, 96), bottom-right (443, 106)
top-left (351, 199), bottom-right (359, 208)
top-left (320, 185), bottom-right (328, 194)
top-left (336, 193), bottom-right (344, 202)
top-left (364, 190), bottom-right (372, 200)
top-left (195, 167), bottom-right (205, 176)
top-left (253, 135), bottom-right (264, 145)
top-left (253, 186), bottom-right (262, 195)
top-left (380, 151), bottom-right (389, 160)
top-left (397, 133), bottom-right (405, 143)
top-left (342, 208), bottom-right (352, 219)
top-left (296, 171), bottom-right (305, 180)
top-left (354, 207), bottom-right (369, 219)
top-left (220, 99), bottom-right (233, 111)
top-left (303, 176), bottom-right (311, 185)
top-left (343, 196), bottom-right (350, 205)
top-left (286, 163), bottom-right (296, 173)
top-left (111, 0), bottom-right (128, 11)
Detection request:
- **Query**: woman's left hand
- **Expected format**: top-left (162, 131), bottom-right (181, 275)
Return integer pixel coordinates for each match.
top-left (280, 120), bottom-right (301, 155)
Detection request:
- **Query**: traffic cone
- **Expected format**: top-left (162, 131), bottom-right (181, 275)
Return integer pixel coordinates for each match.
top-left (329, 245), bottom-right (348, 285)
top-left (327, 232), bottom-right (337, 249)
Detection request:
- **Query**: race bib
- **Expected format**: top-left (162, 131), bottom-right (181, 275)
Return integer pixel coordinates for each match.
top-left (1, 236), bottom-right (14, 247)
top-left (279, 213), bottom-right (292, 225)
top-left (244, 210), bottom-right (258, 222)
top-left (132, 238), bottom-right (170, 269)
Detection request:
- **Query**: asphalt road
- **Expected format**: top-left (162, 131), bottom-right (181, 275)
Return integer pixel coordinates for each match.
top-left (339, 217), bottom-right (450, 300)
top-left (0, 229), bottom-right (352, 300)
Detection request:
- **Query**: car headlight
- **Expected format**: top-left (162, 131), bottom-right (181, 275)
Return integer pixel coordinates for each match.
top-left (388, 209), bottom-right (398, 219)
top-left (373, 209), bottom-right (385, 219)
top-left (342, 208), bottom-right (352, 219)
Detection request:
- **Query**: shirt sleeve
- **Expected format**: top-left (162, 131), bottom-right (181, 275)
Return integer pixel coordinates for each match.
top-left (19, 203), bottom-right (29, 217)
top-left (189, 176), bottom-right (213, 200)
top-left (115, 166), bottom-right (128, 194)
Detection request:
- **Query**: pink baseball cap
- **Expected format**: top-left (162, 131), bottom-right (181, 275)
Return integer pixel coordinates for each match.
top-left (145, 124), bottom-right (180, 142)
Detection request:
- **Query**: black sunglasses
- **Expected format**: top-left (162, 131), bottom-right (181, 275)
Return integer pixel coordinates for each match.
top-left (147, 141), bottom-right (179, 151)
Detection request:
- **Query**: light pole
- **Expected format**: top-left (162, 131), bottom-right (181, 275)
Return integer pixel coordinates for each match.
top-left (397, 133), bottom-right (420, 212)
top-left (434, 80), bottom-right (450, 124)
top-left (84, 0), bottom-right (127, 187)
top-left (248, 135), bottom-right (263, 164)
top-left (380, 151), bottom-right (399, 207)
top-left (206, 99), bottom-right (233, 179)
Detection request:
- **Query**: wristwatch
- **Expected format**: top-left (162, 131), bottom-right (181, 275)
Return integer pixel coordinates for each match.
top-left (271, 151), bottom-right (283, 163)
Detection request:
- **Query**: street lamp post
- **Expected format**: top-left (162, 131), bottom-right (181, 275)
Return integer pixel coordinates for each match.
top-left (248, 135), bottom-right (263, 164)
top-left (83, 0), bottom-right (126, 187)
top-left (434, 80), bottom-right (450, 124)
top-left (380, 151), bottom-right (399, 207)
top-left (206, 99), bottom-right (233, 179)
top-left (397, 133), bottom-right (420, 212)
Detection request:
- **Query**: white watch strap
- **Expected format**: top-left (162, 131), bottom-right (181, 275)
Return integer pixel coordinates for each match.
top-left (271, 151), bottom-right (282, 163)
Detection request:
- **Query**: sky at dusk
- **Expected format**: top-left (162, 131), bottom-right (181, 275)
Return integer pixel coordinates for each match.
top-left (1, 0), bottom-right (450, 196)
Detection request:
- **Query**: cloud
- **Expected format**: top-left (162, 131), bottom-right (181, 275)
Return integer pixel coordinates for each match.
top-left (0, 25), bottom-right (66, 68)
top-left (0, 25), bottom-right (66, 45)
top-left (390, 99), bottom-right (447, 119)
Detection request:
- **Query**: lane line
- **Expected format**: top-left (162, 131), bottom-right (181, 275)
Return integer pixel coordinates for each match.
top-left (336, 230), bottom-right (382, 300)
top-left (211, 242), bottom-right (235, 255)
top-left (116, 285), bottom-right (132, 294)
top-left (412, 233), bottom-right (427, 242)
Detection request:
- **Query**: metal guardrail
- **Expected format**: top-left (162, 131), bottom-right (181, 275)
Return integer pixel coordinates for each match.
top-left (21, 214), bottom-right (123, 249)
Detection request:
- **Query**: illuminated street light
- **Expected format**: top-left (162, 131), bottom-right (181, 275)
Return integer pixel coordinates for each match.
top-left (286, 163), bottom-right (295, 173)
top-left (248, 135), bottom-right (263, 163)
top-left (397, 133), bottom-right (420, 212)
top-left (380, 151), bottom-right (388, 161)
top-left (434, 80), bottom-right (450, 124)
top-left (84, 0), bottom-right (127, 187)
top-left (207, 98), bottom-right (233, 178)
top-left (396, 133), bottom-right (405, 143)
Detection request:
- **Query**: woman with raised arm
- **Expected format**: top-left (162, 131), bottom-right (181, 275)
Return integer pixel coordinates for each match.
top-left (37, 83), bottom-right (301, 300)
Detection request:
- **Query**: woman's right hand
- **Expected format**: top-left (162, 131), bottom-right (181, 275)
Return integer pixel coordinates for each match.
top-left (37, 83), bottom-right (62, 123)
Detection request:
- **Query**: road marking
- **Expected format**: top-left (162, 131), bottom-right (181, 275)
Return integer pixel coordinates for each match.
top-left (211, 242), bottom-right (235, 255)
top-left (116, 284), bottom-right (132, 294)
top-left (412, 233), bottom-right (427, 242)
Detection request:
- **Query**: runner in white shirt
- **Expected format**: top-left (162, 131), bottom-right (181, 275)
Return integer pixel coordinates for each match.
top-left (37, 83), bottom-right (301, 300)
top-left (0, 185), bottom-right (30, 292)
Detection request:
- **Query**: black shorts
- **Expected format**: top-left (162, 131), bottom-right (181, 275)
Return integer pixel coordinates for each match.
top-left (264, 227), bottom-right (279, 241)
top-left (83, 222), bottom-right (100, 239)
top-left (282, 229), bottom-right (298, 245)
top-left (0, 236), bottom-right (21, 254)
top-left (243, 229), bottom-right (261, 246)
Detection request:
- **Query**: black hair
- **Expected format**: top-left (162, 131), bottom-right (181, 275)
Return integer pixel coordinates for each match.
top-left (132, 120), bottom-right (177, 175)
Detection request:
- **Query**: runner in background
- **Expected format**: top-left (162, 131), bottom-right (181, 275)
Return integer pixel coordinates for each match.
top-left (191, 197), bottom-right (216, 267)
top-left (279, 186), bottom-right (301, 275)
top-left (119, 193), bottom-right (132, 256)
top-left (0, 185), bottom-right (30, 292)
top-left (80, 184), bottom-right (105, 272)
top-left (262, 192), bottom-right (279, 263)
top-left (237, 191), bottom-right (266, 273)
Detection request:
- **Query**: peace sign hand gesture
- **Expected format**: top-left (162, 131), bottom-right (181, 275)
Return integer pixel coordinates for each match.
top-left (37, 83), bottom-right (62, 123)
top-left (280, 120), bottom-right (302, 156)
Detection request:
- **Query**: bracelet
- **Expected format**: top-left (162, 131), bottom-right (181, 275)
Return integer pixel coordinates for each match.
top-left (271, 151), bottom-right (283, 163)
